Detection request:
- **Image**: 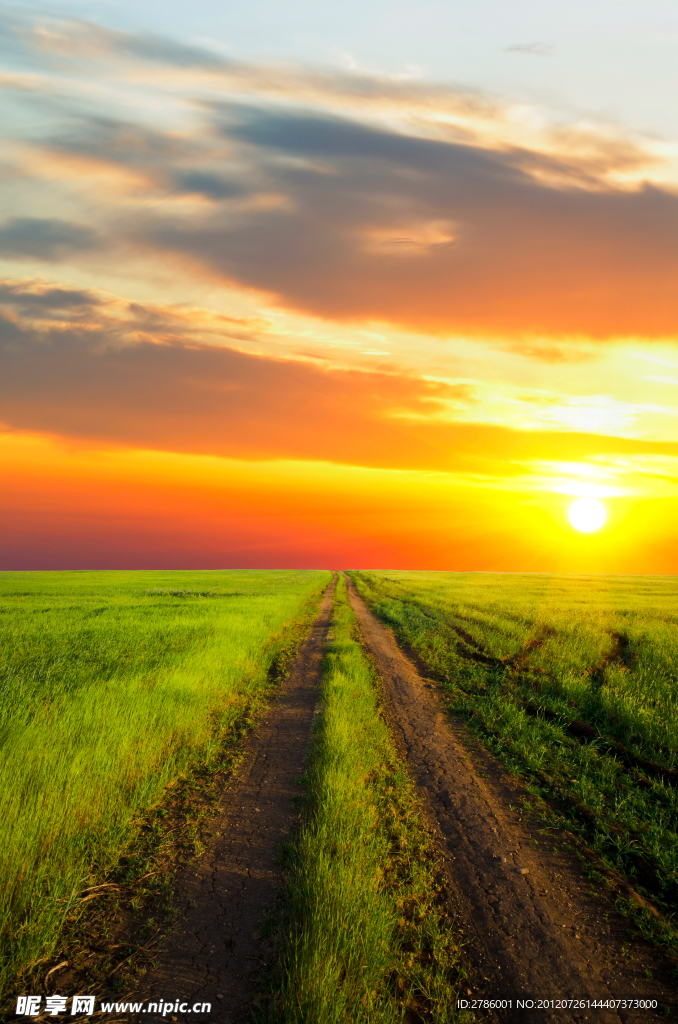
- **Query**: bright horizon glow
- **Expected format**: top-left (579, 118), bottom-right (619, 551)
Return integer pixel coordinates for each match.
top-left (568, 498), bottom-right (607, 533)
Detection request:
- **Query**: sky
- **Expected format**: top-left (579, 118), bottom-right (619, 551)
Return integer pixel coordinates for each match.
top-left (1, 1), bottom-right (678, 570)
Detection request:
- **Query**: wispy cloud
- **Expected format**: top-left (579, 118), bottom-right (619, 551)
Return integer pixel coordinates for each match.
top-left (505, 42), bottom-right (554, 57)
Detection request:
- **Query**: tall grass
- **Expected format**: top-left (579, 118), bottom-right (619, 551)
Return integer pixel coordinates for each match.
top-left (267, 575), bottom-right (467, 1024)
top-left (350, 571), bottom-right (678, 921)
top-left (0, 570), bottom-right (330, 1000)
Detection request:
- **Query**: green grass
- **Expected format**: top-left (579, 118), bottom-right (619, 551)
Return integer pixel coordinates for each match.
top-left (349, 571), bottom-right (678, 928)
top-left (265, 575), bottom-right (468, 1024)
top-left (0, 569), bottom-right (330, 1001)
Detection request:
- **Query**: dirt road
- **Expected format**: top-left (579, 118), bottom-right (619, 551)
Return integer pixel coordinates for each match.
top-left (346, 575), bottom-right (676, 1023)
top-left (132, 575), bottom-right (336, 1024)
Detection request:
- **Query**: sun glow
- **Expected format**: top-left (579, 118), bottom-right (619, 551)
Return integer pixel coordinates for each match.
top-left (568, 497), bottom-right (607, 533)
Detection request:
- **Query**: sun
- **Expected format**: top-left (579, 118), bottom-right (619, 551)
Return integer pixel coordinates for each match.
top-left (568, 497), bottom-right (607, 533)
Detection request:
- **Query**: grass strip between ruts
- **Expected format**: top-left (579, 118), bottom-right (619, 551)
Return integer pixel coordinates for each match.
top-left (262, 574), bottom-right (470, 1024)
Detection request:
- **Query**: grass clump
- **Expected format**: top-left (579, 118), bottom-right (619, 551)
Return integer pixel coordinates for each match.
top-left (0, 569), bottom-right (330, 1003)
top-left (265, 575), bottom-right (469, 1024)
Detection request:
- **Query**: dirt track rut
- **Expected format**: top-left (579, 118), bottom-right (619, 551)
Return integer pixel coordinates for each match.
top-left (346, 576), bottom-right (676, 1024)
top-left (133, 575), bottom-right (336, 1023)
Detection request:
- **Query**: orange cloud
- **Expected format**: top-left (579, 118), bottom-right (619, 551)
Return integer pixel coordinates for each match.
top-left (143, 110), bottom-right (678, 341)
top-left (2, 282), bottom-right (678, 475)
top-left (16, 106), bottom-right (677, 344)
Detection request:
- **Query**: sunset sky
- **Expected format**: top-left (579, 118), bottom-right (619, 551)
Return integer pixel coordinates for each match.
top-left (2, 0), bottom-right (678, 571)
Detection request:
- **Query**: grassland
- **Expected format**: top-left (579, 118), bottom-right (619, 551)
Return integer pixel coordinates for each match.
top-left (0, 569), bottom-right (330, 1001)
top-left (350, 571), bottom-right (678, 933)
top-left (266, 575), bottom-right (468, 1024)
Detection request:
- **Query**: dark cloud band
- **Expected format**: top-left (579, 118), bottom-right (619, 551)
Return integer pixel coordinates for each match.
top-left (0, 218), bottom-right (99, 261)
